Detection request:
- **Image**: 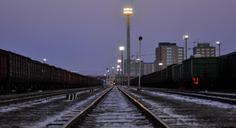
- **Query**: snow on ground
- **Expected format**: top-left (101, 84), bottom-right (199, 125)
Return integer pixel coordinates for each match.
top-left (142, 89), bottom-right (236, 109)
top-left (0, 90), bottom-right (90, 113)
top-left (29, 90), bottom-right (104, 128)
top-left (126, 87), bottom-right (236, 127)
top-left (0, 95), bottom-right (65, 113)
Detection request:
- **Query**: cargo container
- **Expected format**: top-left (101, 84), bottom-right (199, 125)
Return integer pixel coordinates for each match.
top-left (182, 57), bottom-right (219, 89)
top-left (8, 52), bottom-right (30, 91)
top-left (219, 52), bottom-right (236, 90)
top-left (0, 50), bottom-right (9, 91)
top-left (0, 48), bottom-right (102, 93)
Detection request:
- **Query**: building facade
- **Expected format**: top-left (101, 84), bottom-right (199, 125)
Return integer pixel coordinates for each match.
top-left (193, 43), bottom-right (216, 57)
top-left (155, 42), bottom-right (184, 71)
top-left (143, 62), bottom-right (154, 75)
top-left (124, 59), bottom-right (144, 77)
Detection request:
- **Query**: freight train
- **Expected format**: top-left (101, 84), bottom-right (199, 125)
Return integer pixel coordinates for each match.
top-left (131, 52), bottom-right (236, 91)
top-left (0, 49), bottom-right (102, 93)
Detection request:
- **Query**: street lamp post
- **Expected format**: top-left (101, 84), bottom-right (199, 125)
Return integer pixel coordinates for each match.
top-left (117, 64), bottom-right (121, 85)
top-left (117, 60), bottom-right (121, 85)
top-left (119, 46), bottom-right (125, 86)
top-left (138, 36), bottom-right (143, 90)
top-left (183, 34), bottom-right (189, 60)
top-left (106, 68), bottom-right (110, 85)
top-left (123, 7), bottom-right (133, 87)
top-left (216, 41), bottom-right (221, 56)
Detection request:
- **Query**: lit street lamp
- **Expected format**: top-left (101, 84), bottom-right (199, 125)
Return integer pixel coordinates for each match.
top-left (216, 41), bottom-right (221, 56)
top-left (117, 59), bottom-right (122, 64)
top-left (117, 65), bottom-right (121, 69)
top-left (138, 36), bottom-right (143, 90)
top-left (123, 7), bottom-right (133, 87)
top-left (158, 62), bottom-right (163, 66)
top-left (183, 34), bottom-right (189, 60)
top-left (43, 58), bottom-right (47, 63)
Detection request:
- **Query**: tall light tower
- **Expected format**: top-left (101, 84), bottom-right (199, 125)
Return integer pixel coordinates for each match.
top-left (123, 7), bottom-right (133, 86)
top-left (183, 34), bottom-right (189, 60)
top-left (216, 41), bottom-right (221, 56)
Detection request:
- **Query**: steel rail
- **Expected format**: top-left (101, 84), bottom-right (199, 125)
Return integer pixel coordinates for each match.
top-left (62, 87), bottom-right (113, 128)
top-left (118, 87), bottom-right (170, 128)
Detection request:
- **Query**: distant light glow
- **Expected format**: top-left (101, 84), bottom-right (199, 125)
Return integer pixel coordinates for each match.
top-left (192, 77), bottom-right (199, 87)
top-left (123, 8), bottom-right (133, 15)
top-left (136, 58), bottom-right (141, 61)
top-left (43, 58), bottom-right (47, 62)
top-left (158, 62), bottom-right (163, 66)
top-left (119, 46), bottom-right (125, 51)
top-left (216, 41), bottom-right (221, 45)
top-left (183, 34), bottom-right (189, 40)
top-left (117, 65), bottom-right (120, 69)
top-left (117, 59), bottom-right (122, 63)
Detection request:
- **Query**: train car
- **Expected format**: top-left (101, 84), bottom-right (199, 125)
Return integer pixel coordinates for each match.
top-left (219, 52), bottom-right (236, 90)
top-left (166, 64), bottom-right (176, 88)
top-left (8, 51), bottom-right (31, 91)
top-left (160, 68), bottom-right (167, 83)
top-left (141, 71), bottom-right (157, 87)
top-left (166, 64), bottom-right (175, 82)
top-left (132, 57), bottom-right (220, 90)
top-left (29, 60), bottom-right (45, 90)
top-left (0, 48), bottom-right (103, 93)
top-left (0, 49), bottom-right (9, 92)
top-left (130, 52), bottom-right (236, 91)
top-left (172, 64), bottom-right (183, 86)
top-left (182, 57), bottom-right (219, 89)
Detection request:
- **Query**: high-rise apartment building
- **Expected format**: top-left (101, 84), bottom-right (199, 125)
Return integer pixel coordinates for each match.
top-left (155, 42), bottom-right (184, 71)
top-left (193, 43), bottom-right (216, 57)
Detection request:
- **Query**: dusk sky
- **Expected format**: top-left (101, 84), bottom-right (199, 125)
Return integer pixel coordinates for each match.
top-left (0, 0), bottom-right (235, 75)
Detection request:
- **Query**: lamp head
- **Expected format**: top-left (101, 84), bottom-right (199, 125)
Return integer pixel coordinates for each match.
top-left (139, 36), bottom-right (143, 41)
top-left (119, 46), bottom-right (125, 51)
top-left (117, 65), bottom-right (120, 68)
top-left (216, 41), bottom-right (221, 45)
top-left (123, 8), bottom-right (133, 16)
top-left (43, 58), bottom-right (47, 62)
top-left (183, 34), bottom-right (189, 40)
top-left (117, 59), bottom-right (122, 63)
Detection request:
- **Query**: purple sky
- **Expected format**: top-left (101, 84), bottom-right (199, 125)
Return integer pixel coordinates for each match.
top-left (0, 0), bottom-right (236, 75)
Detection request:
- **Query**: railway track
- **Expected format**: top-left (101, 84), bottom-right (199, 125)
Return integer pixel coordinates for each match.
top-left (0, 87), bottom-right (104, 128)
top-left (0, 87), bottom-right (100, 106)
top-left (142, 87), bottom-right (236, 105)
top-left (63, 86), bottom-right (169, 128)
top-left (127, 87), bottom-right (236, 128)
